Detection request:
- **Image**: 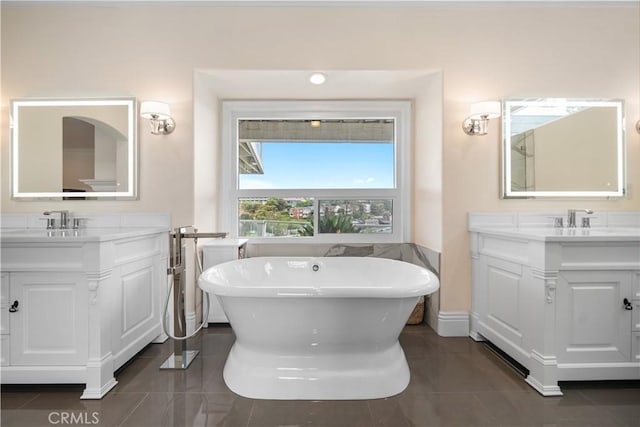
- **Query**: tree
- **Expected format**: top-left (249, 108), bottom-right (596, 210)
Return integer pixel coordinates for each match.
top-left (302, 214), bottom-right (361, 235)
top-left (323, 215), bottom-right (361, 234)
top-left (239, 201), bottom-right (261, 217)
top-left (255, 204), bottom-right (280, 220)
top-left (297, 222), bottom-right (314, 237)
top-left (265, 198), bottom-right (289, 212)
top-left (296, 198), bottom-right (313, 207)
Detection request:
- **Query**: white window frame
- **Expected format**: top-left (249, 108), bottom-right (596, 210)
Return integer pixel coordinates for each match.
top-left (220, 100), bottom-right (412, 244)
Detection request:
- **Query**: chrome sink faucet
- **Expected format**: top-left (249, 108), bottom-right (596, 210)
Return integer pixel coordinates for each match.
top-left (567, 209), bottom-right (593, 228)
top-left (43, 210), bottom-right (70, 229)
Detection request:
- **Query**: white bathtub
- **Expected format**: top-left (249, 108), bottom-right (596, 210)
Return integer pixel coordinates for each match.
top-left (198, 256), bottom-right (439, 400)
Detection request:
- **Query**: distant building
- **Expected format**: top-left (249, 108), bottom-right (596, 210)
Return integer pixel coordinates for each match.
top-left (289, 207), bottom-right (313, 219)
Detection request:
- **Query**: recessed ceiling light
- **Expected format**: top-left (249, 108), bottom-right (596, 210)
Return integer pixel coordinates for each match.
top-left (309, 72), bottom-right (326, 85)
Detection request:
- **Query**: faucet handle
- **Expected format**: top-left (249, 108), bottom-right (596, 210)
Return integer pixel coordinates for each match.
top-left (39, 217), bottom-right (56, 230)
top-left (554, 217), bottom-right (564, 228)
top-left (581, 216), bottom-right (598, 228)
top-left (548, 217), bottom-right (564, 228)
top-left (72, 217), bottom-right (89, 230)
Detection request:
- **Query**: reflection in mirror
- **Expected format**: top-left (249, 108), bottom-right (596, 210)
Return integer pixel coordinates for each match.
top-left (502, 98), bottom-right (625, 198)
top-left (11, 98), bottom-right (137, 200)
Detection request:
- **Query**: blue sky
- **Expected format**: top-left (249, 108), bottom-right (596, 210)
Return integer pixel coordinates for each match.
top-left (239, 142), bottom-right (394, 189)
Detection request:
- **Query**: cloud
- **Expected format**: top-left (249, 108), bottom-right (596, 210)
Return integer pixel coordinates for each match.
top-left (354, 177), bottom-right (375, 184)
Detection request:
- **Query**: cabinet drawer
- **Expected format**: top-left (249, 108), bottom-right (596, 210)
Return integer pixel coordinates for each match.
top-left (634, 272), bottom-right (640, 300)
top-left (633, 333), bottom-right (640, 363)
top-left (633, 300), bottom-right (640, 332)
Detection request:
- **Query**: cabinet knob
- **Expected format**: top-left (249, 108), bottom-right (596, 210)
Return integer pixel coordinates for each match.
top-left (8, 300), bottom-right (19, 313)
top-left (623, 298), bottom-right (633, 311)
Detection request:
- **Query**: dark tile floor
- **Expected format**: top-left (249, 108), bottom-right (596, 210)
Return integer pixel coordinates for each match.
top-left (2, 324), bottom-right (639, 426)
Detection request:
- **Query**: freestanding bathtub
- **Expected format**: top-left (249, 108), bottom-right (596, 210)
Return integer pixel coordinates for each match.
top-left (198, 256), bottom-right (439, 400)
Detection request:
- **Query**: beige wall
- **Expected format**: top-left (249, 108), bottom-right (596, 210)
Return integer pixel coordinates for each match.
top-left (534, 107), bottom-right (618, 191)
top-left (2, 4), bottom-right (639, 314)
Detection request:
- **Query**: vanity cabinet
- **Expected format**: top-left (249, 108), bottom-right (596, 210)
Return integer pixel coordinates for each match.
top-left (469, 223), bottom-right (640, 396)
top-left (0, 226), bottom-right (169, 399)
top-left (202, 239), bottom-right (248, 323)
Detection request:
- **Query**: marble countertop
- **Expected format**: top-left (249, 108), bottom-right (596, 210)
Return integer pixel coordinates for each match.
top-left (0, 227), bottom-right (169, 243)
top-left (469, 226), bottom-right (640, 242)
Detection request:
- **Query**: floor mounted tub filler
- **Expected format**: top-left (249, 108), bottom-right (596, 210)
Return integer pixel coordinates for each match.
top-left (198, 256), bottom-right (439, 400)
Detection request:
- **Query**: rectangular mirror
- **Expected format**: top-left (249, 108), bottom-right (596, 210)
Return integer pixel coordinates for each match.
top-left (10, 98), bottom-right (138, 200)
top-left (502, 98), bottom-right (625, 198)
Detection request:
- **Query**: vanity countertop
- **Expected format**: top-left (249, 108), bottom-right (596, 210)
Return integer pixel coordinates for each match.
top-left (469, 226), bottom-right (640, 242)
top-left (0, 227), bottom-right (169, 243)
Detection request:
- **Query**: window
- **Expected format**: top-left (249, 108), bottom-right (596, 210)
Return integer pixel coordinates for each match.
top-left (221, 101), bottom-right (411, 243)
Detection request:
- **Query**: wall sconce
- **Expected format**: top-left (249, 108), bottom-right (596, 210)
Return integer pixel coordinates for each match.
top-left (462, 101), bottom-right (501, 136)
top-left (309, 72), bottom-right (326, 85)
top-left (140, 101), bottom-right (175, 135)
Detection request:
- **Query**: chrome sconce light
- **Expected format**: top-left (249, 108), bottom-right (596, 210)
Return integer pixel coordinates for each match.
top-left (140, 101), bottom-right (175, 135)
top-left (309, 72), bottom-right (327, 85)
top-left (462, 101), bottom-right (501, 136)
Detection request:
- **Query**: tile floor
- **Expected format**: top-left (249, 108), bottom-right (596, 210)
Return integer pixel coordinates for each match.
top-left (2, 324), bottom-right (639, 426)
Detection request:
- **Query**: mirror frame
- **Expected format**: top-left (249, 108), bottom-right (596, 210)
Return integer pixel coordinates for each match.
top-left (10, 97), bottom-right (138, 200)
top-left (501, 98), bottom-right (626, 199)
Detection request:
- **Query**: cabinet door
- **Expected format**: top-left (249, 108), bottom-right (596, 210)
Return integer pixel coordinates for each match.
top-left (484, 257), bottom-right (525, 347)
top-left (10, 273), bottom-right (88, 365)
top-left (1, 273), bottom-right (10, 366)
top-left (557, 271), bottom-right (632, 363)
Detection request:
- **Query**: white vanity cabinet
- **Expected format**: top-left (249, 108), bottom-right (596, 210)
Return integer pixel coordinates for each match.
top-left (202, 239), bottom-right (247, 323)
top-left (470, 220), bottom-right (640, 396)
top-left (0, 225), bottom-right (169, 399)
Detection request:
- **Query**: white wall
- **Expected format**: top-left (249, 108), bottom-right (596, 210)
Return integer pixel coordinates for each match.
top-left (2, 3), bottom-right (639, 316)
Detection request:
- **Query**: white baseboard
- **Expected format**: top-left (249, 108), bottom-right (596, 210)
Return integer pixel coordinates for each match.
top-left (436, 311), bottom-right (470, 337)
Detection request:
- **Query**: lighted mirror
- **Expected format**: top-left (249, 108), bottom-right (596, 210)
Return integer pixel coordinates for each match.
top-left (11, 98), bottom-right (137, 200)
top-left (502, 98), bottom-right (625, 198)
